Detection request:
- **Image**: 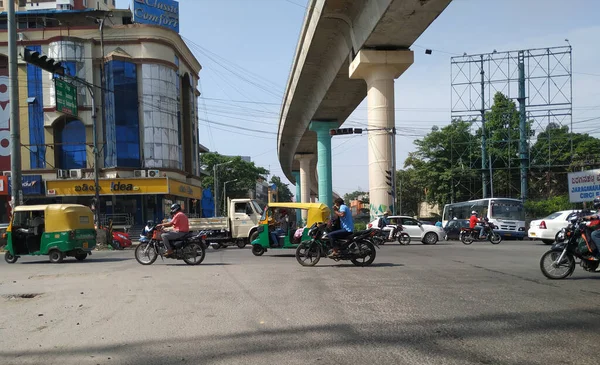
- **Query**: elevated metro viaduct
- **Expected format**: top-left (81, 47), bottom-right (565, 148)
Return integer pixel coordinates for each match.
top-left (278, 0), bottom-right (451, 220)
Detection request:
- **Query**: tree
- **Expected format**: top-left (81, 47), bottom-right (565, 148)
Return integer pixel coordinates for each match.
top-left (344, 190), bottom-right (369, 204)
top-left (269, 175), bottom-right (293, 202)
top-left (199, 153), bottom-right (269, 199)
top-left (396, 168), bottom-right (424, 217)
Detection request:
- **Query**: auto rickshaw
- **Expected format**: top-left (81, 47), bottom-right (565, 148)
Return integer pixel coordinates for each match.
top-left (4, 204), bottom-right (97, 264)
top-left (251, 202), bottom-right (330, 256)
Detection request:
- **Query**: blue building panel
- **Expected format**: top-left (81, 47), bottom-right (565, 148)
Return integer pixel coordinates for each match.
top-left (26, 45), bottom-right (45, 169)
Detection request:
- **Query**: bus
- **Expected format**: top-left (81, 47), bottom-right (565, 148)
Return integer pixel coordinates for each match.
top-left (441, 198), bottom-right (526, 239)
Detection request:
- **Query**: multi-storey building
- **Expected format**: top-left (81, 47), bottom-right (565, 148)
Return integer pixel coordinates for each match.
top-left (0, 0), bottom-right (203, 226)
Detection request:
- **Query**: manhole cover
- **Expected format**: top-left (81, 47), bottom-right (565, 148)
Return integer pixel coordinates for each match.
top-left (3, 293), bottom-right (41, 299)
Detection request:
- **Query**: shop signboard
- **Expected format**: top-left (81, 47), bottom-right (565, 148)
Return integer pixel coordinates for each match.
top-left (134, 0), bottom-right (180, 33)
top-left (568, 169), bottom-right (600, 203)
top-left (46, 178), bottom-right (169, 196)
top-left (168, 179), bottom-right (202, 198)
top-left (8, 175), bottom-right (43, 195)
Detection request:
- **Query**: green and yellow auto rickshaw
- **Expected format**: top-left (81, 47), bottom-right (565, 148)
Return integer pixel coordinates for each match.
top-left (4, 204), bottom-right (97, 264)
top-left (251, 202), bottom-right (330, 256)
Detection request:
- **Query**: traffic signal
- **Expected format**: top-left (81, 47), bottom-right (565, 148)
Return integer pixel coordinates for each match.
top-left (329, 128), bottom-right (363, 136)
top-left (23, 48), bottom-right (65, 76)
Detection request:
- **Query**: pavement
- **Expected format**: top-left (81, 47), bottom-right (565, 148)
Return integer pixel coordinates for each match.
top-left (1, 240), bottom-right (600, 365)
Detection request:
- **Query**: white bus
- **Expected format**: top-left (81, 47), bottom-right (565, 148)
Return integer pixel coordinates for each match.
top-left (441, 198), bottom-right (526, 239)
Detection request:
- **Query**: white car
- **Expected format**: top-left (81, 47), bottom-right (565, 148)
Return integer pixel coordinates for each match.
top-left (528, 210), bottom-right (595, 245)
top-left (368, 216), bottom-right (446, 244)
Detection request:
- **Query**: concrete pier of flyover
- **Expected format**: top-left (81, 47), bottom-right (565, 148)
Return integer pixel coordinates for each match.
top-left (349, 49), bottom-right (414, 217)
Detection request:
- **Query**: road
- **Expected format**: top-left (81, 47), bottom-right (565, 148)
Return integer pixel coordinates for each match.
top-left (1, 241), bottom-right (599, 365)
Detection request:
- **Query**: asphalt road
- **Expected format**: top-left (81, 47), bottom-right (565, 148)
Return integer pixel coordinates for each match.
top-left (1, 240), bottom-right (600, 365)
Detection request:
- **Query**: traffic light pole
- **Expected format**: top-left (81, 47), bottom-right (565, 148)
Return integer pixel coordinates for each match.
top-left (8, 0), bottom-right (23, 209)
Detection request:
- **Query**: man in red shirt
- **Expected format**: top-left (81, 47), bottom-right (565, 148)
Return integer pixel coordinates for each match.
top-left (157, 203), bottom-right (190, 257)
top-left (469, 211), bottom-right (484, 238)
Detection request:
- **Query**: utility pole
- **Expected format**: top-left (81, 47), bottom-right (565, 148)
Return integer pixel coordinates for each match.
top-left (517, 51), bottom-right (528, 203)
top-left (480, 55), bottom-right (488, 199)
top-left (213, 160), bottom-right (232, 217)
top-left (390, 128), bottom-right (397, 215)
top-left (8, 0), bottom-right (22, 209)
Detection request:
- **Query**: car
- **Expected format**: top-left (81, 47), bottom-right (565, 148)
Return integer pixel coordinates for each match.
top-left (443, 219), bottom-right (470, 240)
top-left (528, 210), bottom-right (595, 245)
top-left (368, 215), bottom-right (446, 244)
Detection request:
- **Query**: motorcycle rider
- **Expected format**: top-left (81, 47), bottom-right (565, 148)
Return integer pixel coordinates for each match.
top-left (328, 198), bottom-right (354, 257)
top-left (156, 203), bottom-right (190, 257)
top-left (582, 196), bottom-right (600, 257)
top-left (469, 211), bottom-right (485, 239)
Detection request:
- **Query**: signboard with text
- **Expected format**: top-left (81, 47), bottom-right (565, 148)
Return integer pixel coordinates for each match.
top-left (134, 0), bottom-right (180, 33)
top-left (8, 175), bottom-right (43, 196)
top-left (55, 78), bottom-right (78, 117)
top-left (568, 169), bottom-right (600, 203)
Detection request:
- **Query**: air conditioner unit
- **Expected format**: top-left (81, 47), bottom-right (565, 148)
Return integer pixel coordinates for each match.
top-left (69, 169), bottom-right (83, 179)
top-left (147, 169), bottom-right (160, 178)
top-left (57, 169), bottom-right (68, 179)
top-left (2, 171), bottom-right (10, 177)
top-left (134, 170), bottom-right (147, 178)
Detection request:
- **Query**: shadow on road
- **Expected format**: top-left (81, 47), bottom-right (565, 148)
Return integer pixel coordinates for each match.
top-left (164, 263), bottom-right (232, 267)
top-left (1, 308), bottom-right (598, 364)
top-left (315, 262), bottom-right (404, 268)
top-left (18, 257), bottom-right (133, 265)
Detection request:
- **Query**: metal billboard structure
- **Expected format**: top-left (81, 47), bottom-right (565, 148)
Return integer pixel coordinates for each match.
top-left (450, 46), bottom-right (573, 202)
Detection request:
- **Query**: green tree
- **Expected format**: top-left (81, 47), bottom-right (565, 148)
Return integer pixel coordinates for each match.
top-left (396, 168), bottom-right (425, 217)
top-left (269, 175), bottom-right (294, 202)
top-left (404, 119), bottom-right (480, 208)
top-left (199, 152), bottom-right (269, 199)
top-left (343, 190), bottom-right (369, 204)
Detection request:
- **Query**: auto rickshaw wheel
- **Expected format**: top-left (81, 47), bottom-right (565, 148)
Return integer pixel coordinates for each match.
top-left (75, 253), bottom-right (88, 261)
top-left (49, 250), bottom-right (64, 263)
top-left (4, 251), bottom-right (18, 264)
top-left (252, 244), bottom-right (265, 256)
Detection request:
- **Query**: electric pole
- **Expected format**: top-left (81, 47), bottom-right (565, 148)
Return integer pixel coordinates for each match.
top-left (8, 0), bottom-right (23, 208)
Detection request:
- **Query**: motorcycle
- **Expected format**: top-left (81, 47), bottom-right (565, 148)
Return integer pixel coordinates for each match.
top-left (372, 225), bottom-right (411, 245)
top-left (460, 218), bottom-right (502, 245)
top-left (540, 216), bottom-right (600, 280)
top-left (139, 224), bottom-right (211, 251)
top-left (295, 223), bottom-right (379, 267)
top-left (135, 226), bottom-right (207, 266)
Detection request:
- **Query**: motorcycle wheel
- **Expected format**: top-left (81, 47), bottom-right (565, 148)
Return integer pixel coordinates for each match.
top-left (182, 243), bottom-right (205, 265)
top-left (539, 250), bottom-right (575, 280)
top-left (461, 234), bottom-right (474, 245)
top-left (490, 233), bottom-right (502, 245)
top-left (351, 240), bottom-right (376, 267)
top-left (295, 242), bottom-right (321, 267)
top-left (398, 233), bottom-right (411, 245)
top-left (135, 242), bottom-right (158, 265)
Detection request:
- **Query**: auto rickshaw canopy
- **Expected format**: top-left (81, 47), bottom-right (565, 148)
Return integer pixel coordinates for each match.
top-left (262, 202), bottom-right (331, 226)
top-left (9, 204), bottom-right (95, 233)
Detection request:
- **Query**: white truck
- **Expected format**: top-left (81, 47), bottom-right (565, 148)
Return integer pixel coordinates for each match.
top-left (188, 198), bottom-right (264, 249)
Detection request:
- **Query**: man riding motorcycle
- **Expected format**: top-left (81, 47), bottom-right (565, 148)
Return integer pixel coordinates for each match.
top-left (582, 196), bottom-right (600, 257)
top-left (328, 198), bottom-right (354, 257)
top-left (469, 211), bottom-right (485, 239)
top-left (156, 203), bottom-right (190, 257)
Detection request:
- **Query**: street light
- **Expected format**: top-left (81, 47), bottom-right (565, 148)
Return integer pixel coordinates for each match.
top-left (223, 179), bottom-right (238, 215)
top-left (213, 160), bottom-right (233, 217)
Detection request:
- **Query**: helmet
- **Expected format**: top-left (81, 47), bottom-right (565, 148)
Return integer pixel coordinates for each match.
top-left (170, 203), bottom-right (182, 215)
top-left (594, 196), bottom-right (600, 210)
top-left (471, 211), bottom-right (477, 215)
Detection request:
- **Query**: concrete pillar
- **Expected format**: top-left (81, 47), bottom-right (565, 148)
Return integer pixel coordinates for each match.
top-left (294, 153), bottom-right (313, 223)
top-left (349, 49), bottom-right (413, 219)
top-left (309, 121), bottom-right (338, 209)
top-left (291, 170), bottom-right (302, 227)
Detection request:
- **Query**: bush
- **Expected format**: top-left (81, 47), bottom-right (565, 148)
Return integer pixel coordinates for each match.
top-left (524, 195), bottom-right (580, 219)
top-left (354, 222), bottom-right (367, 231)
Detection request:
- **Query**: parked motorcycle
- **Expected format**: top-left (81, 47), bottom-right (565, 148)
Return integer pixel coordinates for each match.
top-left (295, 223), bottom-right (378, 267)
top-left (460, 218), bottom-right (502, 245)
top-left (372, 225), bottom-right (411, 245)
top-left (135, 226), bottom-right (207, 266)
top-left (540, 216), bottom-right (600, 280)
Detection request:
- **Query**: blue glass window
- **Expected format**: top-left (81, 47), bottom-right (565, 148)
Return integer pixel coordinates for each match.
top-left (104, 60), bottom-right (140, 168)
top-left (56, 120), bottom-right (86, 169)
top-left (27, 45), bottom-right (45, 168)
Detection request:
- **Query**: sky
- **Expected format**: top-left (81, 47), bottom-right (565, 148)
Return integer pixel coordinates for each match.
top-left (117, 0), bottom-right (600, 197)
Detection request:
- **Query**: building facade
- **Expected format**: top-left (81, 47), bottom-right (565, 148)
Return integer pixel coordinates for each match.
top-left (0, 2), bottom-right (203, 226)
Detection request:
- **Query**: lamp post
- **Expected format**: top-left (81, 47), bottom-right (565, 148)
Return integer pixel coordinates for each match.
top-left (223, 179), bottom-right (238, 215)
top-left (213, 160), bottom-right (232, 216)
